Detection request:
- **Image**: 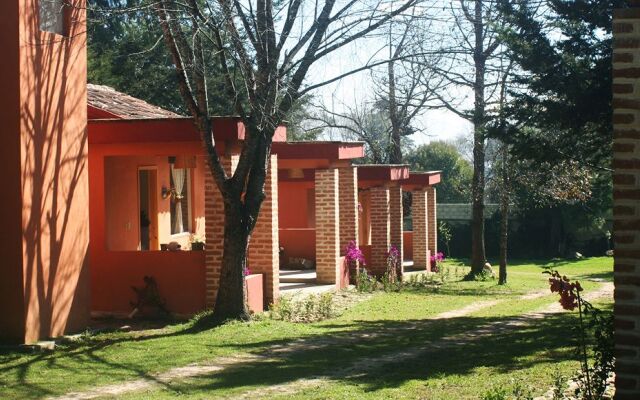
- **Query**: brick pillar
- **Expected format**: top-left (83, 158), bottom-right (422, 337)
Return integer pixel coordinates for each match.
top-left (389, 185), bottom-right (404, 273)
top-left (204, 156), bottom-right (238, 308)
top-left (339, 167), bottom-right (359, 254)
top-left (613, 8), bottom-right (640, 399)
top-left (427, 186), bottom-right (437, 256)
top-left (248, 154), bottom-right (279, 306)
top-left (315, 168), bottom-right (340, 284)
top-left (370, 186), bottom-right (390, 277)
top-left (412, 189), bottom-right (430, 271)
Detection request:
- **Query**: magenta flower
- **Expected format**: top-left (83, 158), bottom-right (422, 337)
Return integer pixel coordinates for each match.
top-left (345, 241), bottom-right (366, 265)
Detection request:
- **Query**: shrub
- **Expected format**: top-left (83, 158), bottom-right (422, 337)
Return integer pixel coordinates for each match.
top-left (356, 268), bottom-right (378, 293)
top-left (269, 293), bottom-right (335, 323)
top-left (545, 269), bottom-right (614, 400)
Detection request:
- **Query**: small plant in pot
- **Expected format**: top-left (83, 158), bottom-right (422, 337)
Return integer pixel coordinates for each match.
top-left (190, 234), bottom-right (205, 251)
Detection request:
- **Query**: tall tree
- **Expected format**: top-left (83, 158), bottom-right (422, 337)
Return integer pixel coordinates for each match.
top-left (430, 0), bottom-right (510, 276)
top-left (406, 141), bottom-right (473, 203)
top-left (150, 0), bottom-right (420, 321)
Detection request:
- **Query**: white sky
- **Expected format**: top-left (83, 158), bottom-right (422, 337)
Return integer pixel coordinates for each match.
top-left (301, 0), bottom-right (475, 146)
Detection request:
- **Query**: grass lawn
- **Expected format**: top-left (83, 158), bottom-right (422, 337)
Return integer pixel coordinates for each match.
top-left (0, 257), bottom-right (613, 399)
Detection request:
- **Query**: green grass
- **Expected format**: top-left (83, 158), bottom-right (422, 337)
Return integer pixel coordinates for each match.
top-left (0, 257), bottom-right (613, 399)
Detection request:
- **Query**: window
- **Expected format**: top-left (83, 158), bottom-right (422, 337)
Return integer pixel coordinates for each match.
top-left (39, 0), bottom-right (66, 35)
top-left (170, 164), bottom-right (192, 235)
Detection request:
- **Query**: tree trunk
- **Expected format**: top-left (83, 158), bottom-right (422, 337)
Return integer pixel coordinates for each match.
top-left (471, 0), bottom-right (486, 275)
top-left (470, 0), bottom-right (487, 276)
top-left (498, 144), bottom-right (509, 285)
top-left (388, 60), bottom-right (403, 164)
top-left (213, 203), bottom-right (251, 322)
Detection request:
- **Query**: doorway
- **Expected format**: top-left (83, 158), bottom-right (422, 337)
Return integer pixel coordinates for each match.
top-left (139, 168), bottom-right (158, 250)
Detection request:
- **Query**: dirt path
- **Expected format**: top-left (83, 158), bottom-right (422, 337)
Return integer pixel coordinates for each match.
top-left (49, 283), bottom-right (613, 400)
top-left (229, 283), bottom-right (614, 399)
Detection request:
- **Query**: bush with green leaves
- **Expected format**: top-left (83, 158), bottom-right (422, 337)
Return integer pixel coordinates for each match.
top-left (268, 293), bottom-right (335, 323)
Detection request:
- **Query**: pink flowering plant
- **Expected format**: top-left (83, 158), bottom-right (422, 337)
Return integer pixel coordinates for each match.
top-left (545, 269), bottom-right (614, 400)
top-left (243, 266), bottom-right (252, 277)
top-left (345, 241), bottom-right (366, 266)
top-left (430, 252), bottom-right (445, 273)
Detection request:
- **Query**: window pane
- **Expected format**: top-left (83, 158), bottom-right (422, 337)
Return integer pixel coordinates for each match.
top-left (39, 0), bottom-right (65, 35)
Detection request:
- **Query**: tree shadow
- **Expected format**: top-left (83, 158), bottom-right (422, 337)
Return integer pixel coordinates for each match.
top-left (78, 312), bottom-right (584, 398)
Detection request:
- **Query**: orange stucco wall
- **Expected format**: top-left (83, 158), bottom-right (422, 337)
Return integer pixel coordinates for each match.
top-left (104, 155), bottom-right (206, 251)
top-left (89, 143), bottom-right (210, 315)
top-left (278, 181), bottom-right (316, 261)
top-left (0, 0), bottom-right (90, 343)
top-left (403, 231), bottom-right (413, 261)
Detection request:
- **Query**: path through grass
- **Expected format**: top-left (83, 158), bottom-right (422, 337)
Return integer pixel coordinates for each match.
top-left (0, 258), bottom-right (613, 399)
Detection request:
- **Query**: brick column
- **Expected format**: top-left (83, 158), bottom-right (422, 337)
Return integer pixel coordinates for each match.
top-left (248, 154), bottom-right (279, 306)
top-left (370, 186), bottom-right (390, 277)
top-left (339, 167), bottom-right (359, 254)
top-left (204, 156), bottom-right (238, 308)
top-left (315, 168), bottom-right (340, 284)
top-left (412, 189), bottom-right (430, 271)
top-left (427, 186), bottom-right (437, 256)
top-left (389, 185), bottom-right (404, 273)
top-left (613, 8), bottom-right (640, 399)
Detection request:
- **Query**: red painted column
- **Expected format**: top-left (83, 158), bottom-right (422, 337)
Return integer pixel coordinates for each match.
top-left (369, 185), bottom-right (390, 277)
top-left (315, 168), bottom-right (340, 284)
top-left (248, 154), bottom-right (279, 306)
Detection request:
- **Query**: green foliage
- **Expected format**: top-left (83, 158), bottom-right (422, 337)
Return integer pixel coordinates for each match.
top-left (438, 221), bottom-right (453, 256)
top-left (268, 293), bottom-right (335, 323)
top-left (355, 268), bottom-right (378, 293)
top-left (406, 141), bottom-right (473, 203)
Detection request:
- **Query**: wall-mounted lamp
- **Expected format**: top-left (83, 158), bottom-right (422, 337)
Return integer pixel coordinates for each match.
top-left (161, 186), bottom-right (172, 200)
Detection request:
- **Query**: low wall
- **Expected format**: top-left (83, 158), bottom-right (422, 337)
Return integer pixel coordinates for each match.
top-left (279, 228), bottom-right (316, 261)
top-left (91, 251), bottom-right (206, 316)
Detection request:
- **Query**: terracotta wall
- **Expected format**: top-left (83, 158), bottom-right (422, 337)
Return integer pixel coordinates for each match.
top-left (278, 181), bottom-right (316, 261)
top-left (104, 155), bottom-right (206, 251)
top-left (0, 0), bottom-right (90, 343)
top-left (89, 145), bottom-right (209, 316)
top-left (90, 251), bottom-right (205, 315)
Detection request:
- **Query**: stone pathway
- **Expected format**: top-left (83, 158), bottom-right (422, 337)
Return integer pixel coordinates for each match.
top-left (49, 283), bottom-right (613, 400)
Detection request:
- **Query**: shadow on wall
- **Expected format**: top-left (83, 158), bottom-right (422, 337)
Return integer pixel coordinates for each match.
top-left (19, 1), bottom-right (89, 343)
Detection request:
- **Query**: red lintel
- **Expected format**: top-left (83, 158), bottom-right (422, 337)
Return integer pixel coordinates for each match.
top-left (401, 171), bottom-right (442, 190)
top-left (357, 165), bottom-right (410, 186)
top-left (272, 141), bottom-right (364, 160)
top-left (88, 116), bottom-right (287, 145)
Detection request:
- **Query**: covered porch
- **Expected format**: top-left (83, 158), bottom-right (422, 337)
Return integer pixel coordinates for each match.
top-left (273, 141), bottom-right (365, 294)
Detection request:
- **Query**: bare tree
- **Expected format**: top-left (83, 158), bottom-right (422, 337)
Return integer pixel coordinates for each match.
top-left (310, 8), bottom-right (446, 165)
top-left (150, 0), bottom-right (420, 321)
top-left (425, 0), bottom-right (510, 277)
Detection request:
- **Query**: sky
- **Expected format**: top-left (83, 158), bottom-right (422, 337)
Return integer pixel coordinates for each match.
top-left (301, 0), bottom-right (475, 146)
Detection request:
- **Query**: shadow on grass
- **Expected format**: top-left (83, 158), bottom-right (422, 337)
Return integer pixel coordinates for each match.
top-left (88, 312), bottom-right (585, 398)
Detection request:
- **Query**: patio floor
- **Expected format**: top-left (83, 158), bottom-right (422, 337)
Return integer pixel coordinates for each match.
top-left (279, 270), bottom-right (335, 297)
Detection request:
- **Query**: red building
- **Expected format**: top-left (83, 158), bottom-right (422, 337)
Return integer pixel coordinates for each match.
top-left (0, 1), bottom-right (440, 344)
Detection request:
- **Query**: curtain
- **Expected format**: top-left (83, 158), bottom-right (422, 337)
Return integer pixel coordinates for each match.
top-left (171, 165), bottom-right (186, 233)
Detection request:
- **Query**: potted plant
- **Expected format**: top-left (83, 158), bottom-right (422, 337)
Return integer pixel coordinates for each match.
top-left (190, 234), bottom-right (205, 251)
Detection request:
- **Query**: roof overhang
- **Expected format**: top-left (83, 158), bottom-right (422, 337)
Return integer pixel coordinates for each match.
top-left (357, 164), bottom-right (410, 188)
top-left (88, 117), bottom-right (287, 145)
top-left (401, 171), bottom-right (442, 190)
top-left (274, 141), bottom-right (365, 170)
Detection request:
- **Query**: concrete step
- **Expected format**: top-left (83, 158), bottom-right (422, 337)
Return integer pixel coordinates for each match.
top-left (279, 270), bottom-right (317, 284)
